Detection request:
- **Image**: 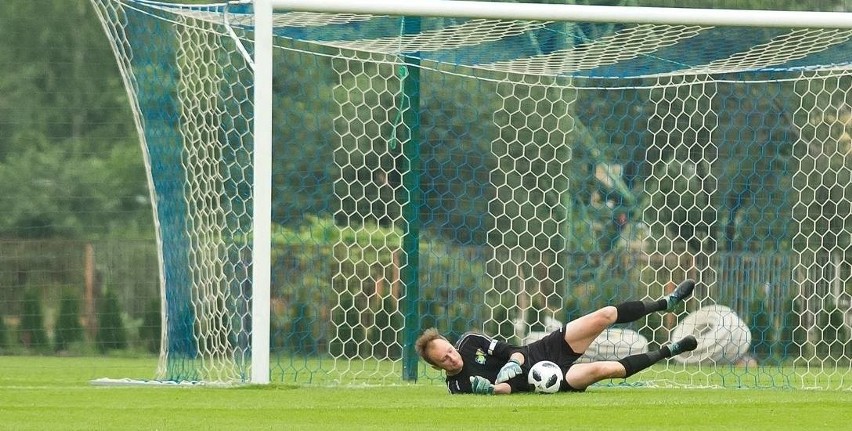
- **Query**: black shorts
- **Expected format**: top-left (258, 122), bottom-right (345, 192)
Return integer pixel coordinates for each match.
top-left (524, 326), bottom-right (585, 392)
top-left (524, 325), bottom-right (582, 368)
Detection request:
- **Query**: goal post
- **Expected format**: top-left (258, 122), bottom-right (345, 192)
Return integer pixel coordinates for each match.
top-left (252, 0), bottom-right (273, 386)
top-left (91, 0), bottom-right (852, 389)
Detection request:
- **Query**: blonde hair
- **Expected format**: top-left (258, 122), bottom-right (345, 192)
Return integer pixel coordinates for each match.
top-left (414, 327), bottom-right (446, 366)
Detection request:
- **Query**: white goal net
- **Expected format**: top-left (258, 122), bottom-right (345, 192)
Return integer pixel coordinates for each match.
top-left (91, 0), bottom-right (852, 389)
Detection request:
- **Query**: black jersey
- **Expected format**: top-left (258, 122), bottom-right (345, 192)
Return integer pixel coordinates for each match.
top-left (445, 328), bottom-right (583, 394)
top-left (445, 332), bottom-right (530, 394)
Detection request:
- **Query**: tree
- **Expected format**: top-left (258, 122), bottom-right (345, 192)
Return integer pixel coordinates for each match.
top-left (55, 290), bottom-right (84, 352)
top-left (19, 288), bottom-right (49, 352)
top-left (0, 311), bottom-right (9, 352)
top-left (0, 1), bottom-right (152, 239)
top-left (96, 289), bottom-right (127, 352)
top-left (140, 298), bottom-right (161, 354)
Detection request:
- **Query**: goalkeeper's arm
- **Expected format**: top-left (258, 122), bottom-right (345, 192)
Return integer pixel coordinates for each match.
top-left (494, 382), bottom-right (513, 395)
top-left (470, 376), bottom-right (514, 395)
top-left (496, 352), bottom-right (526, 383)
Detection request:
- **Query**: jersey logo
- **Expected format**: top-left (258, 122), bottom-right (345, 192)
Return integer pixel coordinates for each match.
top-left (475, 348), bottom-right (486, 365)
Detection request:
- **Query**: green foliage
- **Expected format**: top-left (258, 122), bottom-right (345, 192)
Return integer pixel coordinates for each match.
top-left (748, 294), bottom-right (776, 362)
top-left (2, 0), bottom-right (847, 375)
top-left (0, 120), bottom-right (151, 239)
top-left (271, 216), bottom-right (493, 357)
top-left (19, 288), bottom-right (49, 352)
top-left (139, 298), bottom-right (161, 354)
top-left (372, 296), bottom-right (404, 358)
top-left (418, 240), bottom-right (491, 340)
top-left (54, 290), bottom-right (84, 352)
top-left (0, 1), bottom-right (151, 239)
top-left (96, 289), bottom-right (127, 352)
top-left (780, 297), bottom-right (808, 359)
top-left (774, 295), bottom-right (852, 364)
top-left (327, 292), bottom-right (363, 358)
top-left (818, 306), bottom-right (852, 362)
top-left (0, 312), bottom-right (8, 352)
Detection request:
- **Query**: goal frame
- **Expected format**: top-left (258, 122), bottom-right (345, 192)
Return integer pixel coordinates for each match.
top-left (268, 0), bottom-right (852, 28)
top-left (250, 0), bottom-right (852, 384)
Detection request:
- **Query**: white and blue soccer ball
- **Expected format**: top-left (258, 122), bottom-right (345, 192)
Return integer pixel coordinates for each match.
top-left (527, 360), bottom-right (563, 394)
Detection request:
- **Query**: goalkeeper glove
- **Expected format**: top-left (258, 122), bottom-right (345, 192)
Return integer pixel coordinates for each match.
top-left (495, 359), bottom-right (522, 383)
top-left (469, 376), bottom-right (494, 395)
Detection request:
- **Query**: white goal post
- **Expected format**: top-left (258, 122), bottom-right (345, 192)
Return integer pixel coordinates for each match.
top-left (253, 0), bottom-right (273, 386)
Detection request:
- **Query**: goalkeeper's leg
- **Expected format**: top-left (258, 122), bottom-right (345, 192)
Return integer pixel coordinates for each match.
top-left (613, 279), bottom-right (695, 323)
top-left (564, 335), bottom-right (698, 390)
top-left (562, 279), bottom-right (695, 354)
top-left (617, 335), bottom-right (698, 378)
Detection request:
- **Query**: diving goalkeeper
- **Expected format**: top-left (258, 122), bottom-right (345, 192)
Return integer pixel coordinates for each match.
top-left (415, 279), bottom-right (698, 394)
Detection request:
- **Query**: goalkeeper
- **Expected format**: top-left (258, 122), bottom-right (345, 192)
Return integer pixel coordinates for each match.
top-left (415, 279), bottom-right (698, 395)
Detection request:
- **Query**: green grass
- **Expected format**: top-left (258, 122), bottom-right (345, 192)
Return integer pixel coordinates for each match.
top-left (1, 356), bottom-right (851, 430)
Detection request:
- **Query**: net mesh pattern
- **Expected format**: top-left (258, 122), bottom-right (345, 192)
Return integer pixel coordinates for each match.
top-left (91, 0), bottom-right (852, 389)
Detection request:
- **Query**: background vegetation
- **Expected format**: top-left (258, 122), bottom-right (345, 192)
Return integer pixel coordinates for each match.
top-left (0, 0), bottom-right (850, 376)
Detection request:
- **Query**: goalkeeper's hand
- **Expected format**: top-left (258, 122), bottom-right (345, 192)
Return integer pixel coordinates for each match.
top-left (469, 376), bottom-right (494, 395)
top-left (495, 359), bottom-right (522, 383)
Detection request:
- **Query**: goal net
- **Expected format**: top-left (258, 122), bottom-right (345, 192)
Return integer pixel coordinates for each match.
top-left (91, 0), bottom-right (852, 389)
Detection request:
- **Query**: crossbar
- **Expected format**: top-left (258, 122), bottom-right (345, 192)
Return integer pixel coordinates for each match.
top-left (269, 0), bottom-right (852, 29)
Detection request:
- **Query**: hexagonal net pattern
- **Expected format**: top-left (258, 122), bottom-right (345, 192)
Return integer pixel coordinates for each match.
top-left (92, 0), bottom-right (852, 389)
top-left (91, 0), bottom-right (255, 383)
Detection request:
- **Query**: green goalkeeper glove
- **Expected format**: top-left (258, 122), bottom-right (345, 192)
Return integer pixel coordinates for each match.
top-left (469, 376), bottom-right (494, 395)
top-left (495, 359), bottom-right (522, 383)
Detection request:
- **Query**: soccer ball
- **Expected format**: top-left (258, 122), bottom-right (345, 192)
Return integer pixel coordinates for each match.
top-left (527, 360), bottom-right (563, 394)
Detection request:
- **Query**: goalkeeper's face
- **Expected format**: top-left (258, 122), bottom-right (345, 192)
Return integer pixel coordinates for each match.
top-left (426, 338), bottom-right (463, 373)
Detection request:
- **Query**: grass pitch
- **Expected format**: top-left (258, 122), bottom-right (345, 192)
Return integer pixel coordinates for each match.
top-left (1, 356), bottom-right (850, 430)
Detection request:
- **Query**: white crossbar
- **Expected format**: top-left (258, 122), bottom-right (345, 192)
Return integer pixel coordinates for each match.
top-left (269, 0), bottom-right (852, 29)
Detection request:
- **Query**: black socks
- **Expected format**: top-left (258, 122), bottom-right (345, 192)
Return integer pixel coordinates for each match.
top-left (614, 299), bottom-right (667, 324)
top-left (618, 349), bottom-right (669, 378)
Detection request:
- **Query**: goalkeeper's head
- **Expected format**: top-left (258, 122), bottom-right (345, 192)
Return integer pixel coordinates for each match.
top-left (415, 328), bottom-right (463, 373)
